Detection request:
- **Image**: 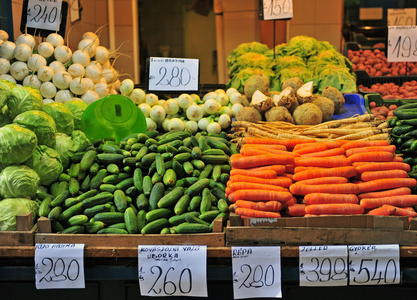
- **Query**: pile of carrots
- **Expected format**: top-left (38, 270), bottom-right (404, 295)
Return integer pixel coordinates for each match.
top-left (227, 137), bottom-right (417, 221)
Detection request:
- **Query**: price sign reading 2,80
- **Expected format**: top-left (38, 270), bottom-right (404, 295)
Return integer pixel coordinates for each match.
top-left (388, 26), bottom-right (417, 62)
top-left (34, 243), bottom-right (85, 289)
top-left (138, 245), bottom-right (207, 297)
top-left (148, 57), bottom-right (199, 92)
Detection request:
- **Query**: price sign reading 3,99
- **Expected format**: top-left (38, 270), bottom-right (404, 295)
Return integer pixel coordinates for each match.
top-left (26, 0), bottom-right (62, 31)
top-left (388, 26), bottom-right (417, 62)
top-left (299, 245), bottom-right (348, 287)
top-left (349, 244), bottom-right (400, 286)
top-left (260, 0), bottom-right (293, 21)
top-left (138, 245), bottom-right (207, 297)
top-left (232, 246), bottom-right (282, 299)
top-left (148, 57), bottom-right (199, 92)
top-left (34, 243), bottom-right (85, 289)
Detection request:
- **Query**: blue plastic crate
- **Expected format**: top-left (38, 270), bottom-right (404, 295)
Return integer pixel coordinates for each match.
top-left (331, 93), bottom-right (367, 120)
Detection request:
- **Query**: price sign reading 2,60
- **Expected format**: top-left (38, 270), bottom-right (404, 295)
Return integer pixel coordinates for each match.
top-left (146, 266), bottom-right (192, 295)
top-left (148, 57), bottom-right (199, 92)
top-left (388, 26), bottom-right (417, 62)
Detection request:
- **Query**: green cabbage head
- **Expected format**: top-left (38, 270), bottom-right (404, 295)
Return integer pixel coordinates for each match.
top-left (24, 145), bottom-right (63, 186)
top-left (0, 198), bottom-right (39, 231)
top-left (0, 165), bottom-right (40, 199)
top-left (43, 102), bottom-right (74, 136)
top-left (64, 99), bottom-right (88, 130)
top-left (53, 132), bottom-right (78, 169)
top-left (7, 86), bottom-right (44, 119)
top-left (0, 124), bottom-right (38, 165)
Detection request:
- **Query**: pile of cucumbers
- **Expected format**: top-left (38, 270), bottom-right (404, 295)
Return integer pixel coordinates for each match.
top-left (37, 129), bottom-right (237, 234)
top-left (391, 102), bottom-right (417, 177)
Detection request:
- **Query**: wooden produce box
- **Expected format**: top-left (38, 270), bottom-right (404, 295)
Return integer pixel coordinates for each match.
top-left (0, 212), bottom-right (36, 246)
top-left (226, 213), bottom-right (417, 246)
top-left (35, 217), bottom-right (226, 247)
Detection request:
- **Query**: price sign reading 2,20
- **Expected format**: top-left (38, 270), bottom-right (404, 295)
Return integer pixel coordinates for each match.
top-left (388, 26), bottom-right (417, 62)
top-left (148, 57), bottom-right (199, 92)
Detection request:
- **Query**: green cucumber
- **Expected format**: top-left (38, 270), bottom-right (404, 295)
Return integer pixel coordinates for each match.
top-left (141, 218), bottom-right (169, 234)
top-left (157, 186), bottom-right (185, 208)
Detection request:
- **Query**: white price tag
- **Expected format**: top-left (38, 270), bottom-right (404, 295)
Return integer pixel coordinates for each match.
top-left (387, 26), bottom-right (417, 62)
top-left (387, 8), bottom-right (416, 26)
top-left (138, 245), bottom-right (207, 297)
top-left (26, 0), bottom-right (62, 32)
top-left (148, 57), bottom-right (199, 92)
top-left (299, 245), bottom-right (348, 287)
top-left (232, 246), bottom-right (282, 299)
top-left (349, 244), bottom-right (400, 286)
top-left (34, 243), bottom-right (85, 289)
top-left (261, 0), bottom-right (293, 21)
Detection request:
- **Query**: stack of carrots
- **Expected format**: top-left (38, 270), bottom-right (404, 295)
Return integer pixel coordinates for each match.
top-left (227, 137), bottom-right (417, 221)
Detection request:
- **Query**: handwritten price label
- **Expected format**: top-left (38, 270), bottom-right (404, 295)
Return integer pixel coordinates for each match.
top-left (387, 26), bottom-right (417, 62)
top-left (259, 0), bottom-right (293, 21)
top-left (299, 245), bottom-right (348, 287)
top-left (232, 246), bottom-right (281, 299)
top-left (26, 0), bottom-right (62, 31)
top-left (349, 244), bottom-right (400, 286)
top-left (148, 57), bottom-right (199, 92)
top-left (35, 243), bottom-right (85, 289)
top-left (387, 8), bottom-right (416, 26)
top-left (138, 245), bottom-right (207, 297)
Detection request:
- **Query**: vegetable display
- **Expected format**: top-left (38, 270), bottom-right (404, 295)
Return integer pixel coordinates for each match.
top-left (359, 81), bottom-right (417, 100)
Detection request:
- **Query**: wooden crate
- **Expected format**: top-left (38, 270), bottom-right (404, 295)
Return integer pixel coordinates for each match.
top-left (35, 217), bottom-right (225, 247)
top-left (225, 213), bottom-right (417, 246)
top-left (0, 212), bottom-right (36, 246)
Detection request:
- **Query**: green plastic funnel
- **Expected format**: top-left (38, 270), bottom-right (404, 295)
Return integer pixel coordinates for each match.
top-left (81, 94), bottom-right (147, 143)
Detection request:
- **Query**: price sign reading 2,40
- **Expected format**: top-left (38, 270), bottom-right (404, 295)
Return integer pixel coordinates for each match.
top-left (26, 0), bottom-right (62, 32)
top-left (232, 246), bottom-right (282, 299)
top-left (262, 0), bottom-right (293, 20)
top-left (34, 243), bottom-right (85, 289)
top-left (138, 245), bottom-right (207, 297)
top-left (388, 26), bottom-right (417, 62)
top-left (148, 57), bottom-right (199, 92)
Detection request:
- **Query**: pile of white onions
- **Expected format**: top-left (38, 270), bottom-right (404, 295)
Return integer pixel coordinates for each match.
top-left (0, 29), bottom-right (122, 104)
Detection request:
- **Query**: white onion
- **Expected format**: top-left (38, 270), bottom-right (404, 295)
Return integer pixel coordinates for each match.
top-left (218, 114), bottom-right (232, 129)
top-left (129, 88), bottom-right (146, 105)
top-left (0, 30), bottom-right (9, 41)
top-left (229, 92), bottom-right (242, 104)
top-left (85, 64), bottom-right (102, 83)
top-left (13, 43), bottom-right (32, 61)
top-left (40, 81), bottom-right (57, 99)
top-left (72, 49), bottom-right (90, 67)
top-left (164, 99), bottom-right (180, 115)
top-left (149, 105), bottom-right (166, 123)
top-left (81, 90), bottom-right (100, 104)
top-left (162, 118), bottom-right (171, 132)
top-left (168, 118), bottom-right (185, 131)
top-left (113, 79), bottom-right (121, 92)
top-left (55, 89), bottom-right (74, 103)
top-left (52, 71), bottom-right (72, 90)
top-left (10, 61), bottom-right (30, 81)
top-left (216, 93), bottom-right (229, 106)
top-left (27, 54), bottom-right (47, 71)
top-left (120, 79), bottom-right (134, 95)
top-left (185, 120), bottom-right (198, 134)
top-left (78, 39), bottom-right (97, 58)
top-left (70, 77), bottom-right (88, 95)
top-left (94, 81), bottom-right (109, 98)
top-left (95, 46), bottom-right (110, 64)
top-left (186, 104), bottom-right (204, 121)
top-left (37, 42), bottom-right (55, 58)
top-left (139, 103), bottom-right (151, 117)
top-left (49, 61), bottom-right (66, 74)
top-left (0, 58), bottom-right (10, 74)
top-left (226, 87), bottom-right (238, 97)
top-left (23, 74), bottom-right (41, 89)
top-left (0, 41), bottom-right (16, 59)
top-left (84, 77), bottom-right (95, 90)
top-left (145, 93), bottom-right (159, 106)
top-left (207, 122), bottom-right (222, 134)
top-left (102, 67), bottom-right (117, 84)
top-left (0, 74), bottom-right (16, 82)
top-left (231, 103), bottom-right (243, 116)
top-left (46, 33), bottom-right (64, 47)
top-left (43, 99), bottom-right (55, 104)
top-left (178, 93), bottom-right (193, 109)
top-left (89, 61), bottom-right (103, 72)
top-left (54, 45), bottom-right (72, 63)
top-left (203, 91), bottom-right (217, 102)
top-left (204, 99), bottom-right (220, 114)
top-left (15, 33), bottom-right (36, 49)
top-left (146, 117), bottom-right (157, 131)
top-left (198, 118), bottom-right (210, 131)
top-left (82, 32), bottom-right (100, 49)
top-left (67, 63), bottom-right (85, 78)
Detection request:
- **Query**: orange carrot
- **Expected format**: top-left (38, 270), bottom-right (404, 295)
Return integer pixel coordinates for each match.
top-left (305, 203), bottom-right (365, 215)
top-left (345, 145), bottom-right (396, 157)
top-left (303, 193), bottom-right (359, 205)
top-left (231, 189), bottom-right (293, 202)
top-left (294, 166), bottom-right (323, 173)
top-left (293, 141), bottom-right (345, 151)
top-left (243, 137), bottom-right (298, 146)
top-left (245, 164), bottom-right (286, 174)
top-left (289, 183), bottom-right (361, 195)
top-left (360, 194), bottom-right (417, 209)
top-left (240, 143), bottom-right (287, 151)
top-left (301, 148), bottom-right (346, 158)
top-left (355, 162), bottom-right (411, 174)
top-left (361, 169), bottom-right (409, 181)
top-left (235, 200), bottom-right (282, 212)
top-left (287, 204), bottom-right (306, 216)
top-left (228, 203), bottom-right (238, 213)
top-left (293, 143), bottom-right (328, 155)
top-left (358, 187), bottom-right (412, 199)
top-left (225, 186), bottom-right (232, 197)
top-left (296, 176), bottom-right (349, 185)
top-left (352, 162), bottom-right (374, 167)
top-left (384, 205), bottom-right (417, 217)
top-left (240, 148), bottom-right (272, 156)
top-left (235, 207), bottom-right (281, 218)
top-left (357, 178), bottom-right (417, 193)
top-left (227, 182), bottom-right (289, 193)
top-left (393, 156), bottom-right (404, 162)
top-left (230, 169), bottom-right (278, 179)
top-left (367, 206), bottom-right (396, 216)
top-left (281, 196), bottom-right (297, 209)
top-left (292, 166), bottom-right (356, 181)
top-left (244, 148), bottom-right (299, 156)
top-left (347, 151), bottom-right (395, 164)
top-left (230, 154), bottom-right (294, 169)
top-left (281, 173), bottom-right (294, 181)
top-left (342, 140), bottom-right (390, 150)
top-left (294, 156), bottom-right (350, 168)
top-left (229, 175), bottom-right (293, 187)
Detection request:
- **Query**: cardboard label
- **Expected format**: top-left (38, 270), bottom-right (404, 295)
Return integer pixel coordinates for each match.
top-left (387, 8), bottom-right (416, 26)
top-left (387, 26), bottom-right (417, 62)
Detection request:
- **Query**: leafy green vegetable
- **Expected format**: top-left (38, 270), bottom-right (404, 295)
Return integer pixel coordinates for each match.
top-left (270, 67), bottom-right (314, 92)
top-left (276, 35), bottom-right (321, 59)
top-left (0, 124), bottom-right (38, 166)
top-left (7, 86), bottom-right (44, 119)
top-left (0, 109), bottom-right (12, 127)
top-left (53, 132), bottom-right (77, 169)
top-left (64, 99), bottom-right (88, 130)
top-left (13, 110), bottom-right (57, 148)
top-left (226, 41), bottom-right (270, 69)
top-left (71, 130), bottom-right (92, 152)
top-left (43, 102), bottom-right (74, 136)
top-left (314, 65), bottom-right (357, 93)
top-left (270, 55), bottom-right (306, 73)
top-left (24, 145), bottom-right (63, 186)
top-left (0, 165), bottom-right (40, 199)
top-left (0, 198), bottom-right (39, 231)
top-left (227, 52), bottom-right (273, 78)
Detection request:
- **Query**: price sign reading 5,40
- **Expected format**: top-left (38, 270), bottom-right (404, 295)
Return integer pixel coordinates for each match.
top-left (232, 246), bottom-right (282, 299)
top-left (349, 244), bottom-right (400, 286)
top-left (260, 0), bottom-right (293, 21)
top-left (148, 57), bottom-right (199, 92)
top-left (138, 245), bottom-right (207, 297)
top-left (299, 245), bottom-right (348, 287)
top-left (26, 0), bottom-right (62, 32)
top-left (388, 26), bottom-right (417, 62)
top-left (35, 243), bottom-right (85, 289)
